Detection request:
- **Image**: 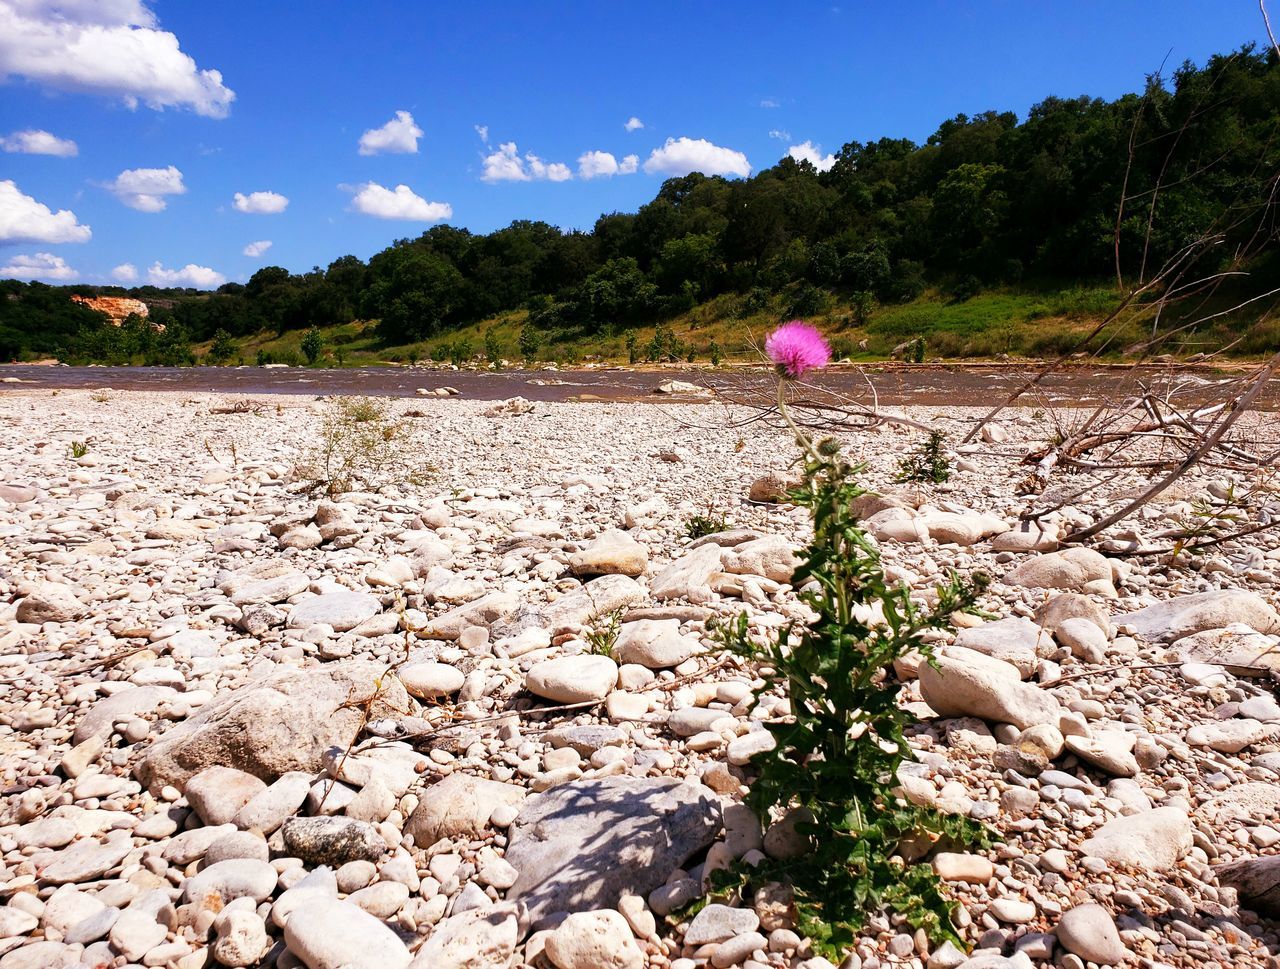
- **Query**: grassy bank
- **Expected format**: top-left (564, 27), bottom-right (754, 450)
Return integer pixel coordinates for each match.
top-left (190, 281), bottom-right (1270, 368)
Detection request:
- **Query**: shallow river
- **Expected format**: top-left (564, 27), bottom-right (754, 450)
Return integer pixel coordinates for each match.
top-left (1, 363), bottom-right (1274, 409)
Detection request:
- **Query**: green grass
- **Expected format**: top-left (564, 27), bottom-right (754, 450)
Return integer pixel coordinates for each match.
top-left (192, 280), bottom-right (1273, 368)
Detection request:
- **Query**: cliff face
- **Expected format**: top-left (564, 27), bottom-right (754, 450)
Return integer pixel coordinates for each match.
top-left (71, 295), bottom-right (152, 324)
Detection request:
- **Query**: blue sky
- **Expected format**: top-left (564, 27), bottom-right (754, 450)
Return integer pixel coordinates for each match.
top-left (0, 0), bottom-right (1269, 287)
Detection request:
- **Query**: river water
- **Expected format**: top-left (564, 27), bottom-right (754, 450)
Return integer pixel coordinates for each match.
top-left (0, 363), bottom-right (1273, 409)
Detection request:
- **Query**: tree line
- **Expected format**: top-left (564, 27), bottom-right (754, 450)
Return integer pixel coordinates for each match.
top-left (3, 46), bottom-right (1279, 363)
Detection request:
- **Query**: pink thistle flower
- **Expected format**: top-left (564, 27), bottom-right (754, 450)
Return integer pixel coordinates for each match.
top-left (765, 320), bottom-right (831, 378)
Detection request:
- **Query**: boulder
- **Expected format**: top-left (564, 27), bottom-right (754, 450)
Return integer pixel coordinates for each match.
top-left (419, 591), bottom-right (520, 640)
top-left (281, 817), bottom-right (386, 865)
top-left (651, 544), bottom-right (724, 604)
top-left (283, 899), bottom-right (411, 969)
top-left (1216, 856), bottom-right (1280, 917)
top-left (918, 511), bottom-right (1006, 546)
top-left (525, 655), bottom-right (618, 703)
top-left (720, 537), bottom-right (799, 583)
top-left (539, 575), bottom-right (644, 634)
top-left (544, 910), bottom-right (644, 969)
top-left (407, 908), bottom-right (518, 969)
top-left (1119, 591), bottom-right (1280, 643)
top-left (15, 583), bottom-right (87, 624)
top-left (505, 776), bottom-right (721, 921)
top-left (612, 619), bottom-right (699, 669)
top-left (1079, 807), bottom-right (1191, 870)
top-left (953, 617), bottom-right (1047, 678)
top-left (1168, 622), bottom-right (1280, 673)
top-left (747, 471), bottom-right (799, 504)
top-left (287, 591), bottom-right (381, 632)
top-left (405, 774), bottom-right (526, 849)
top-left (1002, 547), bottom-right (1112, 591)
top-left (569, 531), bottom-right (648, 578)
top-left (919, 647), bottom-right (1061, 728)
top-left (1055, 904), bottom-right (1127, 966)
top-left (137, 662), bottom-right (413, 791)
top-left (185, 766), bottom-right (267, 824)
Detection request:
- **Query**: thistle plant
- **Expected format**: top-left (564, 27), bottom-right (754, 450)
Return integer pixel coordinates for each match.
top-left (709, 321), bottom-right (990, 957)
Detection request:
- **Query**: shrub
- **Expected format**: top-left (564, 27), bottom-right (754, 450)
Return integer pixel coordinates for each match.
top-left (709, 340), bottom-right (723, 367)
top-left (293, 396), bottom-right (429, 496)
top-left (301, 327), bottom-right (325, 365)
top-left (484, 330), bottom-right (503, 367)
top-left (896, 429), bottom-right (951, 483)
top-left (711, 437), bottom-right (989, 957)
top-left (518, 326), bottom-right (540, 360)
top-left (68, 440), bottom-right (89, 459)
top-left (208, 329), bottom-right (236, 364)
top-left (448, 338), bottom-right (473, 367)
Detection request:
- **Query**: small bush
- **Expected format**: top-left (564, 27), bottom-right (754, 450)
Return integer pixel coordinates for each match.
top-left (293, 396), bottom-right (429, 496)
top-left (68, 440), bottom-right (89, 459)
top-left (709, 340), bottom-right (723, 367)
top-left (896, 429), bottom-right (951, 483)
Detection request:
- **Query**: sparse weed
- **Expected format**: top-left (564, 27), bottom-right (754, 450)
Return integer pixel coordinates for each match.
top-left (584, 607), bottom-right (625, 656)
top-left (293, 396), bottom-right (430, 496)
top-left (69, 440), bottom-right (89, 459)
top-left (896, 429), bottom-right (951, 484)
top-left (685, 508), bottom-right (728, 539)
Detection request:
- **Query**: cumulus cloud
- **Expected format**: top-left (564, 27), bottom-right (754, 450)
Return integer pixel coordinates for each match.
top-left (112, 261), bottom-right (137, 281)
top-left (578, 150), bottom-right (640, 179)
top-left (147, 260), bottom-right (224, 288)
top-left (481, 142), bottom-right (572, 182)
top-left (787, 140), bottom-right (836, 172)
top-left (347, 182), bottom-right (452, 222)
top-left (0, 0), bottom-right (235, 117)
top-left (642, 137), bottom-right (750, 178)
top-left (232, 190), bottom-right (288, 214)
top-left (106, 165), bottom-right (185, 212)
top-left (624, 116), bottom-right (644, 132)
top-left (0, 251), bottom-right (76, 280)
top-left (0, 179), bottom-right (91, 243)
top-left (358, 109), bottom-right (422, 156)
top-left (242, 239), bottom-right (272, 257)
top-left (0, 128), bottom-right (77, 156)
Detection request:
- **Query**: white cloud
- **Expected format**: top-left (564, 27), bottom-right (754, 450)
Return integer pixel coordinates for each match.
top-left (642, 137), bottom-right (751, 178)
top-left (578, 150), bottom-right (640, 180)
top-left (0, 179), bottom-right (91, 243)
top-left (787, 140), bottom-right (836, 172)
top-left (768, 128), bottom-right (790, 142)
top-left (232, 190), bottom-right (288, 214)
top-left (358, 109), bottom-right (422, 156)
top-left (0, 128), bottom-right (77, 156)
top-left (112, 261), bottom-right (137, 281)
top-left (147, 260), bottom-right (225, 288)
top-left (624, 116), bottom-right (644, 132)
top-left (242, 239), bottom-right (271, 257)
top-left (0, 251), bottom-right (76, 280)
top-left (0, 0), bottom-right (235, 117)
top-left (106, 165), bottom-right (185, 212)
top-left (348, 182), bottom-right (451, 222)
top-left (474, 124), bottom-right (489, 144)
top-left (759, 98), bottom-right (780, 108)
top-left (526, 155), bottom-right (572, 182)
top-left (480, 141), bottom-right (573, 182)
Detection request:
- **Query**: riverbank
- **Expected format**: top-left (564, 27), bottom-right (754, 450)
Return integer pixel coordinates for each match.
top-left (1, 390), bottom-right (1278, 968)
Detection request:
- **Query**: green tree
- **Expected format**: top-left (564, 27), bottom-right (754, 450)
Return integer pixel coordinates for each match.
top-left (208, 329), bottom-right (236, 364)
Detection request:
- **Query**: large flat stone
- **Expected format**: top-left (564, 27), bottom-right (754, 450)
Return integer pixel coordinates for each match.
top-left (504, 776), bottom-right (721, 921)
